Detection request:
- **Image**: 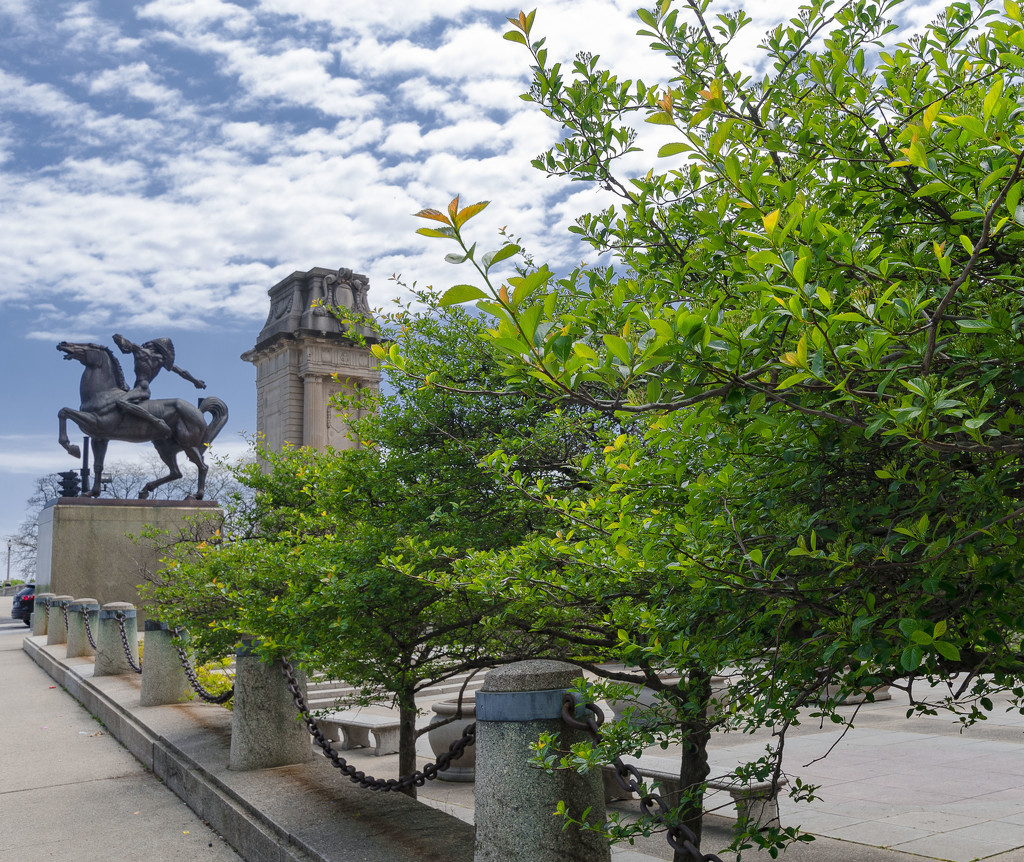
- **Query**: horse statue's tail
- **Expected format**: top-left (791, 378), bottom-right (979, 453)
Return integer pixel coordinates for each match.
top-left (199, 397), bottom-right (229, 446)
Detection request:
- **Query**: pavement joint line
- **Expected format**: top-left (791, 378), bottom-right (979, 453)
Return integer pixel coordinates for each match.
top-left (0, 772), bottom-right (146, 795)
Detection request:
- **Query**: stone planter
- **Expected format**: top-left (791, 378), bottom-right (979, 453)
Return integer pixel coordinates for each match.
top-left (606, 675), bottom-right (730, 724)
top-left (428, 696), bottom-right (476, 782)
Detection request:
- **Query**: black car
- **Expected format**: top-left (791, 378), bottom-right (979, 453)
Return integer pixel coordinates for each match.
top-left (11, 585), bottom-right (34, 626)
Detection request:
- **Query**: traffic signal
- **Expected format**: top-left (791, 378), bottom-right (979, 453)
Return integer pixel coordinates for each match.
top-left (58, 471), bottom-right (80, 498)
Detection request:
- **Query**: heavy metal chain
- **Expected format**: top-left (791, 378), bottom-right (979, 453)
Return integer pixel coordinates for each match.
top-left (79, 608), bottom-right (97, 650)
top-left (61, 603), bottom-right (69, 632)
top-left (561, 695), bottom-right (724, 862)
top-left (280, 657), bottom-right (475, 792)
top-left (113, 611), bottom-right (142, 674)
top-left (172, 636), bottom-right (234, 704)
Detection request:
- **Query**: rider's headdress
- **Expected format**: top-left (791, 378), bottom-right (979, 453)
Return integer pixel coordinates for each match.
top-left (143, 337), bottom-right (175, 370)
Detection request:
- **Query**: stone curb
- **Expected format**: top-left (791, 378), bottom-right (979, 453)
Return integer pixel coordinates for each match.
top-left (23, 635), bottom-right (473, 862)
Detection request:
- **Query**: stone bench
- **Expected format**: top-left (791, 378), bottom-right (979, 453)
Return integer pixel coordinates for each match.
top-left (314, 711), bottom-right (401, 756)
top-left (602, 757), bottom-right (788, 829)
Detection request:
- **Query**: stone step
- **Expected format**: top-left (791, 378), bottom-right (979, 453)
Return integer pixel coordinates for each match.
top-left (305, 672), bottom-right (486, 710)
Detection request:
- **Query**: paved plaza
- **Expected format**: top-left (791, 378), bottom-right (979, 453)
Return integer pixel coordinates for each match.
top-left (7, 591), bottom-right (1024, 862)
top-left (408, 678), bottom-right (1024, 861)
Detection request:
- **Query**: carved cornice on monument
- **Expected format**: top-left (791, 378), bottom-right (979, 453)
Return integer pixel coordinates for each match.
top-left (246, 266), bottom-right (378, 354)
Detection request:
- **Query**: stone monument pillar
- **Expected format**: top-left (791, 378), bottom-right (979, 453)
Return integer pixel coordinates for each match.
top-left (241, 267), bottom-right (380, 452)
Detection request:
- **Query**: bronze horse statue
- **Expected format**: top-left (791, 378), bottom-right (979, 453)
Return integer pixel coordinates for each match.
top-left (56, 341), bottom-right (228, 499)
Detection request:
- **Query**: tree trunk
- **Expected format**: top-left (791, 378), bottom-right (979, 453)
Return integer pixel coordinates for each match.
top-left (398, 686), bottom-right (418, 799)
top-left (673, 668), bottom-right (712, 861)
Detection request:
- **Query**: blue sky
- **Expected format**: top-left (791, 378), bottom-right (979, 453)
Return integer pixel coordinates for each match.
top-left (0, 0), bottom-right (944, 546)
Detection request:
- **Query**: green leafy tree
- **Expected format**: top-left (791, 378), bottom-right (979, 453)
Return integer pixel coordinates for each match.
top-left (401, 0), bottom-right (1024, 851)
top-left (144, 296), bottom-right (604, 793)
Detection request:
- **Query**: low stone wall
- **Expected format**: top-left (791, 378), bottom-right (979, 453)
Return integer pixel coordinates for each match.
top-left (23, 635), bottom-right (474, 862)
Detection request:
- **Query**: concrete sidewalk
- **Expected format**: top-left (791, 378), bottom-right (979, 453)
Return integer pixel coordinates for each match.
top-left (9, 590), bottom-right (1024, 862)
top-left (0, 607), bottom-right (242, 862)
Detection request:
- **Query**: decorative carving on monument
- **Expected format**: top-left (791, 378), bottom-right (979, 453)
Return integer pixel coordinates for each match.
top-left (249, 266), bottom-right (378, 350)
top-left (56, 336), bottom-right (229, 499)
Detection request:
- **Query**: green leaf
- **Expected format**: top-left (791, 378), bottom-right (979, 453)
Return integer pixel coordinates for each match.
top-left (439, 284), bottom-right (487, 306)
top-left (748, 249), bottom-right (782, 269)
top-left (933, 640), bottom-right (961, 662)
top-left (792, 255), bottom-right (810, 288)
top-left (957, 319), bottom-right (993, 331)
top-left (603, 334), bottom-right (631, 365)
top-left (636, 7), bottom-right (657, 27)
top-left (483, 244), bottom-right (520, 270)
top-left (900, 645), bottom-right (925, 672)
top-left (510, 266), bottom-right (553, 307)
top-left (914, 181), bottom-right (948, 197)
top-left (864, 415), bottom-right (888, 438)
top-left (503, 30), bottom-right (528, 45)
top-left (657, 141), bottom-right (688, 158)
top-left (776, 372), bottom-right (812, 390)
top-left (998, 51), bottom-right (1024, 69)
top-left (984, 76), bottom-right (1004, 121)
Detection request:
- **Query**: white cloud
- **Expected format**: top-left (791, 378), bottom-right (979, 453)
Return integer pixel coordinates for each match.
top-left (0, 0), bottom-right (968, 335)
top-left (57, 2), bottom-right (144, 54)
top-left (85, 62), bottom-right (184, 109)
top-left (138, 0), bottom-right (255, 31)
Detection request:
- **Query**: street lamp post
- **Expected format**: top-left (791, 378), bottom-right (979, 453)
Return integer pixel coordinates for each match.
top-left (5, 538), bottom-right (10, 587)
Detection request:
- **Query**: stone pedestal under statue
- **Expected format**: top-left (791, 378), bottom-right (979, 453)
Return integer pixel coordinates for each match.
top-left (35, 498), bottom-right (221, 622)
top-left (241, 266), bottom-right (380, 452)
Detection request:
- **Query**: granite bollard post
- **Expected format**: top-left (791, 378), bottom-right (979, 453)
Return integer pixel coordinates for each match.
top-left (65, 598), bottom-right (99, 658)
top-left (46, 595), bottom-right (74, 646)
top-left (32, 592), bottom-right (55, 636)
top-left (140, 620), bottom-right (190, 706)
top-left (229, 641), bottom-right (312, 770)
top-left (94, 602), bottom-right (139, 676)
top-left (473, 660), bottom-right (610, 862)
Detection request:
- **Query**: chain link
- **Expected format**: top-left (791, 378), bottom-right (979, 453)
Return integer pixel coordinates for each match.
top-left (61, 602), bottom-right (69, 632)
top-left (172, 635), bottom-right (234, 704)
top-left (279, 657), bottom-right (475, 792)
top-left (79, 607), bottom-right (97, 650)
top-left (113, 611), bottom-right (142, 674)
top-left (561, 695), bottom-right (724, 862)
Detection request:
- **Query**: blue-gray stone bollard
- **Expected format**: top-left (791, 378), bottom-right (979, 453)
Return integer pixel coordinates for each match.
top-left (229, 641), bottom-right (312, 770)
top-left (140, 620), bottom-right (190, 706)
top-left (94, 602), bottom-right (139, 676)
top-left (46, 595), bottom-right (74, 646)
top-left (32, 592), bottom-right (55, 636)
top-left (473, 660), bottom-right (610, 862)
top-left (66, 598), bottom-right (99, 658)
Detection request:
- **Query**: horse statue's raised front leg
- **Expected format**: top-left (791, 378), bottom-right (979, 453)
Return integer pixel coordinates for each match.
top-left (57, 407), bottom-right (86, 459)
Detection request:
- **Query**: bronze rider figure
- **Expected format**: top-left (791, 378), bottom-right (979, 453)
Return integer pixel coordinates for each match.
top-left (112, 333), bottom-right (206, 437)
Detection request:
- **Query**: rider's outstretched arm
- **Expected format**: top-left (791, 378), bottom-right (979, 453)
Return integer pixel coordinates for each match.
top-left (173, 365), bottom-right (206, 389)
top-left (113, 333), bottom-right (141, 356)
